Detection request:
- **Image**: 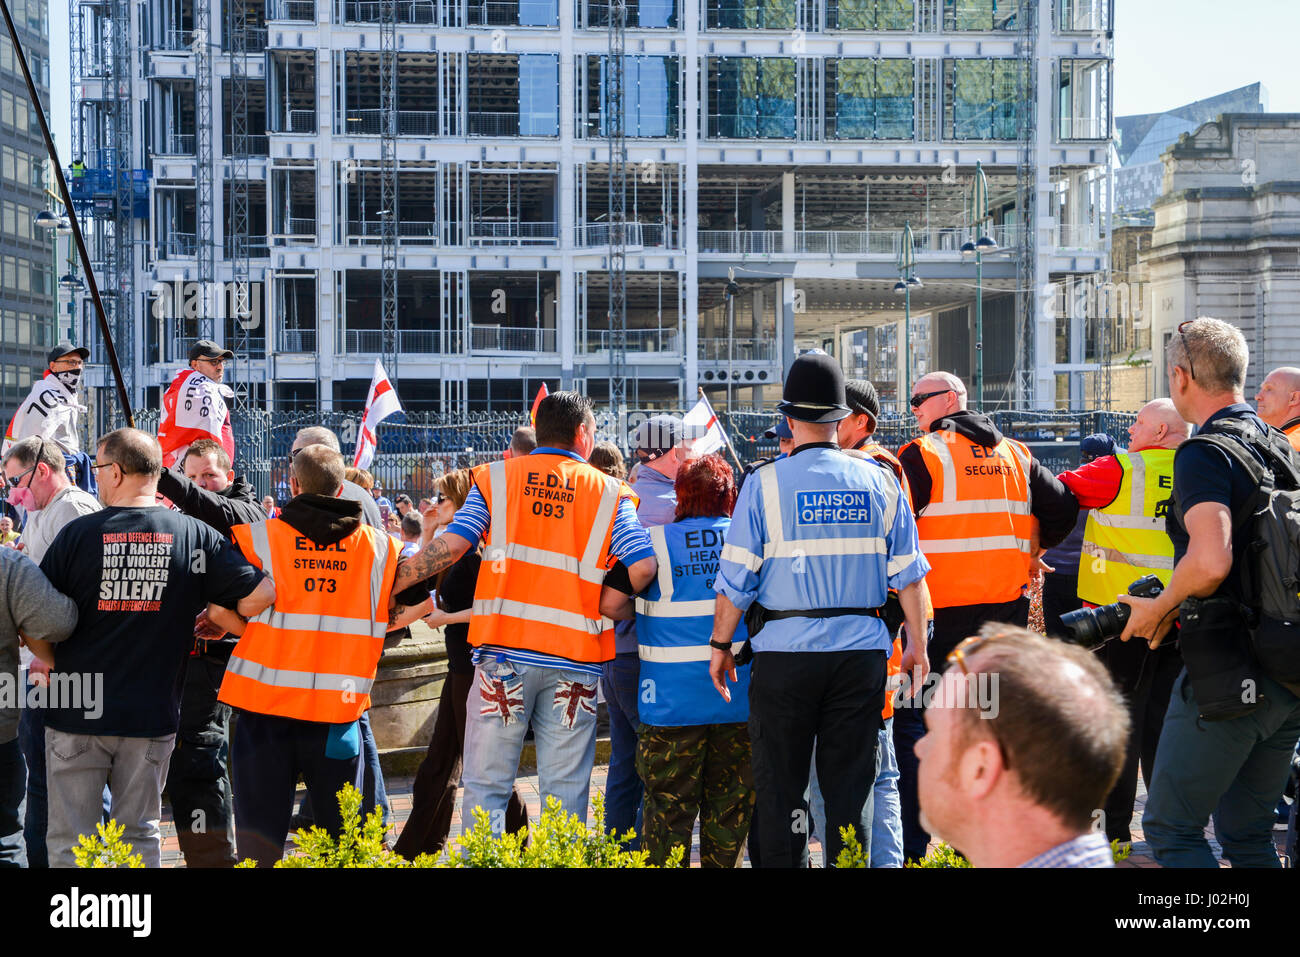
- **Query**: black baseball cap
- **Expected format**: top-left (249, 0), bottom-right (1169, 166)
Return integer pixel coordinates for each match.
top-left (189, 339), bottom-right (235, 361)
top-left (47, 341), bottom-right (89, 365)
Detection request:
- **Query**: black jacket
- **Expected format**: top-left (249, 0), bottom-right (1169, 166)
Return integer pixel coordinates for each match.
top-left (158, 469), bottom-right (267, 539)
top-left (898, 410), bottom-right (1079, 550)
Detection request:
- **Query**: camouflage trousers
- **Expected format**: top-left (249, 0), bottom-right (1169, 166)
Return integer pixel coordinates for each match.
top-left (636, 722), bottom-right (755, 868)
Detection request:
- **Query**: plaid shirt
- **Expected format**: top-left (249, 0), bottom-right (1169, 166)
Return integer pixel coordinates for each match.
top-left (1020, 831), bottom-right (1114, 868)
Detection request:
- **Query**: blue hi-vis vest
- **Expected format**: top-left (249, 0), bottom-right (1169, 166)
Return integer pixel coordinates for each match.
top-left (635, 517), bottom-right (750, 727)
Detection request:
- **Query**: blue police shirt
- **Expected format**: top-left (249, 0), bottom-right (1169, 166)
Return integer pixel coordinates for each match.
top-left (715, 443), bottom-right (929, 653)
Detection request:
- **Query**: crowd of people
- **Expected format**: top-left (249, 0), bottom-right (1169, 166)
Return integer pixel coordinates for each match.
top-left (1, 318), bottom-right (1299, 869)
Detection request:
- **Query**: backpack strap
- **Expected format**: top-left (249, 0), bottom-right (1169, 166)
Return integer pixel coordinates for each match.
top-left (1177, 430), bottom-right (1270, 534)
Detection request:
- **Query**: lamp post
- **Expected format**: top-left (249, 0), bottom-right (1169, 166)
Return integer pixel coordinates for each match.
top-left (961, 160), bottom-right (997, 411)
top-left (892, 220), bottom-right (921, 407)
top-left (724, 268), bottom-right (740, 413)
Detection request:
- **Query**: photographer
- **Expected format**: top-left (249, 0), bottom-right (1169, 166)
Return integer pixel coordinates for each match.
top-left (1120, 317), bottom-right (1300, 868)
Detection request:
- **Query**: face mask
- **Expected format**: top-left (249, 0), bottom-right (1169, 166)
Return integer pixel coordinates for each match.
top-left (56, 368), bottom-right (82, 392)
top-left (8, 484), bottom-right (37, 512)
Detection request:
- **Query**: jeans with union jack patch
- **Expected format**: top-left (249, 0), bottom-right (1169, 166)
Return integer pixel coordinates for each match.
top-left (461, 656), bottom-right (600, 834)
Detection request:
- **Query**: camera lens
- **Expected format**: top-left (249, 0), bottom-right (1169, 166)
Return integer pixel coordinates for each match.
top-left (1059, 607), bottom-right (1106, 649)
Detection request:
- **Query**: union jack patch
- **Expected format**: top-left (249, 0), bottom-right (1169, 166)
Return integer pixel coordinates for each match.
top-left (554, 679), bottom-right (597, 730)
top-left (479, 671), bottom-right (525, 726)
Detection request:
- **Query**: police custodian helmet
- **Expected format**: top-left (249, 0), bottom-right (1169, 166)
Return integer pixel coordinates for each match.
top-left (778, 350), bottom-right (851, 423)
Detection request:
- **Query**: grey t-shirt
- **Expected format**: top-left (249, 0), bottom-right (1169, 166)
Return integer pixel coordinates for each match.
top-left (341, 479), bottom-right (383, 529)
top-left (20, 484), bottom-right (103, 565)
top-left (0, 549), bottom-right (77, 742)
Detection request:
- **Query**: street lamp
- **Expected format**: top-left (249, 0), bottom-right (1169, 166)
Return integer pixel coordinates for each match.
top-left (724, 269), bottom-right (740, 414)
top-left (962, 160), bottom-right (997, 410)
top-left (893, 220), bottom-right (921, 406)
top-left (33, 209), bottom-right (59, 230)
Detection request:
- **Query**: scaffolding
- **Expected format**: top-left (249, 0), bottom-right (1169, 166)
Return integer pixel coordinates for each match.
top-left (606, 1), bottom-right (628, 426)
top-left (227, 0), bottom-right (254, 414)
top-left (380, 0), bottom-right (399, 381)
top-left (1013, 0), bottom-right (1037, 408)
top-left (194, 2), bottom-right (215, 347)
top-left (109, 0), bottom-right (134, 417)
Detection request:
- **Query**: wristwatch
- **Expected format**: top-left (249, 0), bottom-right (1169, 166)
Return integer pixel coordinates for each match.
top-left (709, 638), bottom-right (733, 651)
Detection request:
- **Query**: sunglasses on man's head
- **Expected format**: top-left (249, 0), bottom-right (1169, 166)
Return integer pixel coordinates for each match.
top-left (1176, 320), bottom-right (1197, 381)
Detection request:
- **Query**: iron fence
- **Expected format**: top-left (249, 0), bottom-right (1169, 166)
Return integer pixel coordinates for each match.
top-left (114, 407), bottom-right (1138, 503)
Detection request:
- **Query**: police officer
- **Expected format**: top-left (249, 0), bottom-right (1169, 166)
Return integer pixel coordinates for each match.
top-left (710, 352), bottom-right (931, 868)
top-left (894, 370), bottom-right (1077, 861)
top-left (1057, 398), bottom-right (1188, 844)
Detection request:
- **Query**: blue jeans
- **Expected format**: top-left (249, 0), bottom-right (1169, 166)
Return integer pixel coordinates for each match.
top-left (1143, 670), bottom-right (1300, 868)
top-left (291, 709), bottom-right (390, 829)
top-left (601, 652), bottom-right (642, 848)
top-left (0, 738), bottom-right (25, 868)
top-left (808, 717), bottom-right (902, 867)
top-left (462, 656), bottom-right (599, 833)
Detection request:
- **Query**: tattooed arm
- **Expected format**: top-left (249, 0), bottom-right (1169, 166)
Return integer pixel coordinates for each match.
top-left (391, 532), bottom-right (472, 598)
top-left (388, 596), bottom-right (433, 632)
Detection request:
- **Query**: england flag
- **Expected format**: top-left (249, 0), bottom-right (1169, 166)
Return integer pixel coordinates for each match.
top-left (682, 394), bottom-right (728, 457)
top-left (353, 360), bottom-right (402, 469)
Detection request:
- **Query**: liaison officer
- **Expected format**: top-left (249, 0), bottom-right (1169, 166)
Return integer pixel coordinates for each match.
top-left (709, 351), bottom-right (930, 868)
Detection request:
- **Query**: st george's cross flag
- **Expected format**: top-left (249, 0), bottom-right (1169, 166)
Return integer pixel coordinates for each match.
top-left (353, 360), bottom-right (402, 469)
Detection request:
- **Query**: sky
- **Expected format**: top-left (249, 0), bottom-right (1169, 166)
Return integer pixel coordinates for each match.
top-left (40, 1), bottom-right (1300, 165)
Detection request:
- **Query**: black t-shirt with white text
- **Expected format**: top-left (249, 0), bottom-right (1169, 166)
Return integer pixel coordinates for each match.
top-left (39, 505), bottom-right (264, 737)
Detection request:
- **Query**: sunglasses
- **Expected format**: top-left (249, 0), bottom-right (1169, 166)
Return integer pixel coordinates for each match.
top-left (945, 631), bottom-right (1012, 770)
top-left (434, 493), bottom-right (447, 504)
top-left (1176, 320), bottom-right (1196, 381)
top-left (909, 388), bottom-right (952, 409)
top-left (4, 438), bottom-right (47, 490)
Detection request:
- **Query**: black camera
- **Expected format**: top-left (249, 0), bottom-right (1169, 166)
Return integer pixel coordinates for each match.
top-left (1058, 574), bottom-right (1165, 650)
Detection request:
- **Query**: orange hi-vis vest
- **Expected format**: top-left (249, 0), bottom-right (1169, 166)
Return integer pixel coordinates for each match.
top-left (858, 439), bottom-right (932, 718)
top-left (219, 518), bottom-right (400, 723)
top-left (468, 453), bottom-right (636, 664)
top-left (1284, 421), bottom-right (1300, 453)
top-left (902, 430), bottom-right (1034, 608)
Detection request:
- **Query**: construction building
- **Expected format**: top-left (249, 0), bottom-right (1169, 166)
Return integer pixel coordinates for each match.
top-left (67, 0), bottom-right (1114, 425)
top-left (1, 0), bottom-right (57, 414)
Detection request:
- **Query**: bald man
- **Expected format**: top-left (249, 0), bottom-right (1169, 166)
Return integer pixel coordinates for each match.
top-left (1055, 397), bottom-right (1189, 844)
top-left (1255, 367), bottom-right (1300, 451)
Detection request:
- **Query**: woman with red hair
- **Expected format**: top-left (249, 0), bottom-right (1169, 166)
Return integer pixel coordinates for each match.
top-left (600, 453), bottom-right (753, 866)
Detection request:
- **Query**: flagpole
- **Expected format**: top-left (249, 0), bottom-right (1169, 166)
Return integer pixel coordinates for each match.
top-left (698, 387), bottom-right (744, 471)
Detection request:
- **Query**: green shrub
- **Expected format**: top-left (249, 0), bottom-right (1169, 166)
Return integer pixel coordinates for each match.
top-left (905, 842), bottom-right (972, 868)
top-left (236, 785), bottom-right (682, 868)
top-left (438, 793), bottom-right (683, 868)
top-left (73, 820), bottom-right (145, 869)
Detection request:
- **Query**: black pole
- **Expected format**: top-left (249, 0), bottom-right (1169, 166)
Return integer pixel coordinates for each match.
top-left (0, 0), bottom-right (134, 426)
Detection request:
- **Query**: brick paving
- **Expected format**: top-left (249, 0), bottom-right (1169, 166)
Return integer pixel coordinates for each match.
top-left (158, 763), bottom-right (1288, 868)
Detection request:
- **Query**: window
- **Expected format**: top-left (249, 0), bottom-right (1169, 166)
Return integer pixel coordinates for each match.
top-left (592, 56), bottom-right (679, 138)
top-left (828, 59), bottom-right (914, 139)
top-left (944, 58), bottom-right (1023, 140)
top-left (944, 0), bottom-right (1020, 30)
top-left (519, 54), bottom-right (560, 137)
top-left (708, 58), bottom-right (797, 140)
top-left (707, 0), bottom-right (798, 30)
top-left (828, 0), bottom-right (913, 30)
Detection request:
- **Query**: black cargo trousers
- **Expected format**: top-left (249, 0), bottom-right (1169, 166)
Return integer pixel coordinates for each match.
top-left (165, 649), bottom-right (237, 867)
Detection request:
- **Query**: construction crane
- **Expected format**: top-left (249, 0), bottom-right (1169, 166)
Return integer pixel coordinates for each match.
top-left (193, 5), bottom-right (215, 352)
top-left (607, 0), bottom-right (628, 433)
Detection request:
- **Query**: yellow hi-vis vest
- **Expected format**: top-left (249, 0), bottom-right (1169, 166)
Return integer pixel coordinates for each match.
top-left (1077, 449), bottom-right (1176, 606)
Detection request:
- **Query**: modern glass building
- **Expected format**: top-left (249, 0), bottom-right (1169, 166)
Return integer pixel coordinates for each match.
top-left (68, 0), bottom-right (1113, 419)
top-left (0, 0), bottom-right (57, 414)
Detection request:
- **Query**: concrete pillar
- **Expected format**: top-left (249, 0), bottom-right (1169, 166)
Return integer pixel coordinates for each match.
top-left (782, 171), bottom-right (795, 252)
top-left (781, 277), bottom-right (796, 376)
